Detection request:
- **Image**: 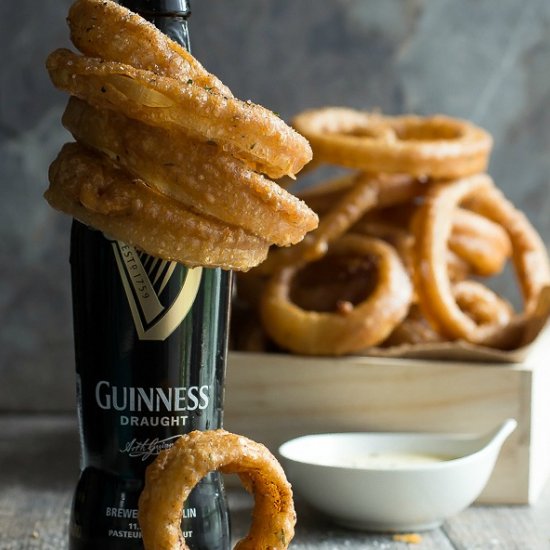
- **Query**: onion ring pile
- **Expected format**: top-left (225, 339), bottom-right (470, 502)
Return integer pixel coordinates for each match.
top-left (138, 430), bottom-right (296, 550)
top-left (412, 174), bottom-right (550, 346)
top-left (44, 0), bottom-right (317, 271)
top-left (231, 108), bottom-right (549, 354)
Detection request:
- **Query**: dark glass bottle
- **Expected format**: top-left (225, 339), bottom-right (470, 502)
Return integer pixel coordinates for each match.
top-left (68, 2), bottom-right (232, 548)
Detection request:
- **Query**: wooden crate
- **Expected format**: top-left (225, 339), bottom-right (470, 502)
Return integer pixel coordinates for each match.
top-left (224, 331), bottom-right (550, 504)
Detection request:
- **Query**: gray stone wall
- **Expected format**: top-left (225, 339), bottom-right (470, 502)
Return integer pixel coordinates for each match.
top-left (1, 0), bottom-right (549, 411)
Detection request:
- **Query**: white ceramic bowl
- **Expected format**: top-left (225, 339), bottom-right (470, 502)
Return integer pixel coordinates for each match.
top-left (279, 419), bottom-right (516, 532)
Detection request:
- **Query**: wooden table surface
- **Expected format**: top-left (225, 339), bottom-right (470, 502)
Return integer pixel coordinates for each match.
top-left (1, 415), bottom-right (549, 550)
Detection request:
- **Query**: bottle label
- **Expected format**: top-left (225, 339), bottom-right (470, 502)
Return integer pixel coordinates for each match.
top-left (112, 241), bottom-right (202, 341)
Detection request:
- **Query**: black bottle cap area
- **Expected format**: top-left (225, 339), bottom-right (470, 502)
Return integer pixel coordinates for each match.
top-left (118, 0), bottom-right (191, 17)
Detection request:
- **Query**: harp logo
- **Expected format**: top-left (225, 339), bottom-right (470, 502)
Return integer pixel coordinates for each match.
top-left (112, 242), bottom-right (202, 341)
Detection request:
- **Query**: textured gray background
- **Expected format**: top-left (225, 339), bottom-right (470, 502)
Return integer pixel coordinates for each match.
top-left (1, 0), bottom-right (549, 412)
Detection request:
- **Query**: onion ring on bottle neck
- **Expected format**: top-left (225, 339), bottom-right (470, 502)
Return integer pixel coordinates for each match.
top-left (45, 143), bottom-right (270, 271)
top-left (68, 0), bottom-right (232, 95)
top-left (62, 98), bottom-right (318, 247)
top-left (46, 48), bottom-right (312, 180)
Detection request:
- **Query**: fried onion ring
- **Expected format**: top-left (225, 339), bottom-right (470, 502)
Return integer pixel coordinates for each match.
top-left (382, 282), bottom-right (513, 348)
top-left (453, 280), bottom-right (513, 327)
top-left (45, 143), bottom-right (269, 270)
top-left (356, 219), bottom-right (489, 288)
top-left (260, 234), bottom-right (413, 355)
top-left (303, 173), bottom-right (423, 259)
top-left (63, 98), bottom-right (318, 246)
top-left (413, 174), bottom-right (550, 345)
top-left (298, 174), bottom-right (509, 276)
top-left (450, 208), bottom-right (512, 276)
top-left (257, 173), bottom-right (425, 274)
top-left (383, 305), bottom-right (443, 347)
top-left (138, 430), bottom-right (296, 550)
top-left (46, 48), bottom-right (311, 179)
top-left (292, 107), bottom-right (492, 179)
top-left (350, 220), bottom-right (415, 277)
top-left (68, 0), bottom-right (231, 95)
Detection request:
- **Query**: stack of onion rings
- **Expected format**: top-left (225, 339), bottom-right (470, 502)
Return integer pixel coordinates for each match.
top-left (232, 107), bottom-right (550, 353)
top-left (139, 430), bottom-right (296, 550)
top-left (47, 2), bottom-right (304, 548)
top-left (44, 0), bottom-right (317, 271)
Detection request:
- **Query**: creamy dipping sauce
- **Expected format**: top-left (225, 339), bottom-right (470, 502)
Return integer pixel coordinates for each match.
top-left (322, 452), bottom-right (452, 469)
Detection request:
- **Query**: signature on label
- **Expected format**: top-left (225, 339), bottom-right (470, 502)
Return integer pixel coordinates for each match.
top-left (120, 436), bottom-right (181, 461)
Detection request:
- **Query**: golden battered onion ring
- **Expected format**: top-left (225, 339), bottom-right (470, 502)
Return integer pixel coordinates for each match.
top-left (383, 282), bottom-right (513, 348)
top-left (68, 0), bottom-right (231, 95)
top-left (350, 220), bottom-right (415, 278)
top-left (258, 173), bottom-right (425, 274)
top-left (296, 172), bottom-right (358, 215)
top-left (292, 107), bottom-right (492, 179)
top-left (355, 218), bottom-right (479, 285)
top-left (46, 48), bottom-right (311, 179)
top-left (63, 98), bottom-right (318, 247)
top-left (260, 234), bottom-right (413, 355)
top-left (453, 280), bottom-right (513, 327)
top-left (383, 305), bottom-right (443, 347)
top-left (413, 174), bottom-right (550, 345)
top-left (450, 208), bottom-right (511, 276)
top-left (138, 430), bottom-right (296, 550)
top-left (303, 173), bottom-right (424, 259)
top-left (45, 143), bottom-right (269, 271)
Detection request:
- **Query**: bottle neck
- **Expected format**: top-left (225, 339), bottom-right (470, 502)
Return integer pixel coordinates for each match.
top-left (118, 0), bottom-right (191, 49)
top-left (118, 0), bottom-right (191, 17)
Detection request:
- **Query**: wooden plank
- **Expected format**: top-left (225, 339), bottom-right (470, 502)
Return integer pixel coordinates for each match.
top-left (0, 415), bottom-right (77, 549)
top-left (228, 487), bottom-right (456, 549)
top-left (0, 487), bottom-right (71, 550)
top-left (528, 339), bottom-right (550, 503)
top-left (443, 482), bottom-right (550, 549)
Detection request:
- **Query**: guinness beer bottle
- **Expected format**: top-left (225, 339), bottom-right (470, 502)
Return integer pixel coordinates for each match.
top-left (68, 2), bottom-right (232, 548)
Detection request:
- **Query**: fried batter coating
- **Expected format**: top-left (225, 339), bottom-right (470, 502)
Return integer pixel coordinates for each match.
top-left (63, 98), bottom-right (317, 247)
top-left (449, 208), bottom-right (512, 277)
top-left (413, 174), bottom-right (550, 345)
top-left (45, 0), bottom-right (318, 271)
top-left (68, 0), bottom-right (232, 94)
top-left (260, 235), bottom-right (413, 355)
top-left (257, 173), bottom-right (424, 275)
top-left (293, 107), bottom-right (492, 179)
top-left (46, 144), bottom-right (270, 271)
top-left (138, 430), bottom-right (296, 550)
top-left (47, 48), bottom-right (311, 180)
